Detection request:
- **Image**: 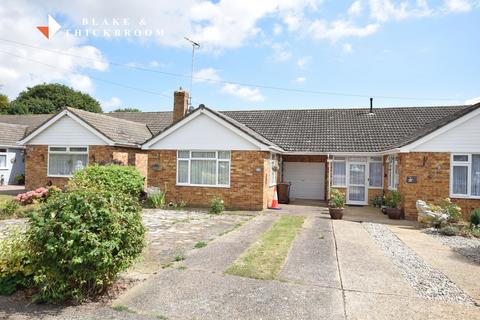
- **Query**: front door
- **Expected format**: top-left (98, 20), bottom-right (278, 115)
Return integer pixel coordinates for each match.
top-left (347, 162), bottom-right (368, 205)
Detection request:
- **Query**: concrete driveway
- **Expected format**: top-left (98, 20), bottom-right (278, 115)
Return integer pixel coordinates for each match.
top-left (114, 203), bottom-right (480, 320)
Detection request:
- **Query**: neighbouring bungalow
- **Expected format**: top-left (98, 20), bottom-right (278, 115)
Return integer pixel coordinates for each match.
top-left (2, 89), bottom-right (479, 220)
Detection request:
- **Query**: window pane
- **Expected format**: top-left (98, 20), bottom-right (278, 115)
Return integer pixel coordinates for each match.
top-left (70, 147), bottom-right (88, 152)
top-left (191, 160), bottom-right (216, 185)
top-left (218, 151), bottom-right (230, 159)
top-left (452, 166), bottom-right (468, 195)
top-left (471, 155), bottom-right (480, 196)
top-left (348, 156), bottom-right (367, 163)
top-left (71, 154), bottom-right (87, 173)
top-left (177, 160), bottom-right (189, 183)
top-left (178, 150), bottom-right (190, 159)
top-left (332, 162), bottom-right (346, 186)
top-left (191, 151), bottom-right (216, 158)
top-left (218, 161), bottom-right (230, 185)
top-left (49, 147), bottom-right (67, 152)
top-left (0, 155), bottom-right (6, 168)
top-left (333, 156), bottom-right (346, 161)
top-left (349, 164), bottom-right (366, 185)
top-left (370, 156), bottom-right (382, 162)
top-left (369, 162), bottom-right (383, 187)
top-left (49, 154), bottom-right (72, 175)
top-left (453, 155), bottom-right (468, 162)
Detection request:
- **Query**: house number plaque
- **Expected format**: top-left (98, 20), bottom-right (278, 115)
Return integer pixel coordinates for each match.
top-left (406, 176), bottom-right (417, 184)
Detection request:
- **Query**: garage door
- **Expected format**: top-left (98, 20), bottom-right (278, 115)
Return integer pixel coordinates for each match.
top-left (283, 162), bottom-right (325, 200)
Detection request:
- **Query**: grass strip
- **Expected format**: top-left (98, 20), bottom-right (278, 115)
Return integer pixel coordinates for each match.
top-left (225, 215), bottom-right (304, 280)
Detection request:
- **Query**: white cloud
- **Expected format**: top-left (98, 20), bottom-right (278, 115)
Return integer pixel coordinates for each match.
top-left (0, 0), bottom-right (108, 99)
top-left (221, 83), bottom-right (264, 102)
top-left (149, 60), bottom-right (163, 68)
top-left (273, 23), bottom-right (283, 35)
top-left (349, 0), bottom-right (364, 16)
top-left (309, 19), bottom-right (380, 41)
top-left (270, 42), bottom-right (292, 62)
top-left (465, 96), bottom-right (480, 105)
top-left (102, 96), bottom-right (122, 110)
top-left (368, 0), bottom-right (433, 22)
top-left (342, 43), bottom-right (354, 53)
top-left (296, 56), bottom-right (312, 69)
top-left (193, 68), bottom-right (221, 83)
top-left (444, 0), bottom-right (473, 12)
top-left (295, 76), bottom-right (306, 83)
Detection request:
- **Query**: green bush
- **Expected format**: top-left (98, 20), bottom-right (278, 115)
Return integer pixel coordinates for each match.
top-left (470, 209), bottom-right (480, 227)
top-left (209, 197), bottom-right (224, 215)
top-left (439, 226), bottom-right (460, 236)
top-left (0, 229), bottom-right (33, 295)
top-left (440, 198), bottom-right (462, 223)
top-left (385, 191), bottom-right (403, 208)
top-left (329, 189), bottom-right (346, 208)
top-left (0, 200), bottom-right (20, 219)
top-left (70, 165), bottom-right (144, 197)
top-left (28, 189), bottom-right (145, 303)
top-left (146, 188), bottom-right (166, 209)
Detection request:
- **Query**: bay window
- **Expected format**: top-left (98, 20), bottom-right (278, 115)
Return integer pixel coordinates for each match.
top-left (451, 154), bottom-right (480, 198)
top-left (48, 146), bottom-right (88, 177)
top-left (177, 150), bottom-right (231, 187)
top-left (388, 155), bottom-right (398, 190)
top-left (332, 156), bottom-right (346, 187)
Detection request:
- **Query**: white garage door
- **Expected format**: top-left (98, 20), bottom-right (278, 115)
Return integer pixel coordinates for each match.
top-left (283, 162), bottom-right (325, 200)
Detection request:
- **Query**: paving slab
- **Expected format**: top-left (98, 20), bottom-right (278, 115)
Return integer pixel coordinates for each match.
top-left (390, 225), bottom-right (480, 303)
top-left (279, 216), bottom-right (341, 289)
top-left (333, 220), bottom-right (415, 297)
top-left (116, 269), bottom-right (345, 320)
top-left (345, 290), bottom-right (480, 320)
top-left (185, 214), bottom-right (279, 272)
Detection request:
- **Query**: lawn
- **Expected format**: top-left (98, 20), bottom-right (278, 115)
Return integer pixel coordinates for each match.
top-left (225, 215), bottom-right (304, 280)
top-left (0, 195), bottom-right (13, 203)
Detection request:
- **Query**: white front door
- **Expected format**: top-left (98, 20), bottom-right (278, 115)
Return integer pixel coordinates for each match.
top-left (283, 162), bottom-right (325, 200)
top-left (347, 162), bottom-right (368, 205)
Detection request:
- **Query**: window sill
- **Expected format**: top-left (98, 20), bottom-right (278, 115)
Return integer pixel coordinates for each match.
top-left (449, 194), bottom-right (480, 200)
top-left (47, 175), bottom-right (73, 178)
top-left (176, 183), bottom-right (230, 189)
top-left (368, 186), bottom-right (384, 190)
top-left (331, 185), bottom-right (346, 188)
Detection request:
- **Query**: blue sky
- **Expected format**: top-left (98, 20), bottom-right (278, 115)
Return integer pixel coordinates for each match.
top-left (0, 0), bottom-right (479, 112)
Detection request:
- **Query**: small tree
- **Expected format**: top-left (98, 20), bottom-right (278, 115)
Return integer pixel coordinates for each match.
top-left (0, 94), bottom-right (9, 114)
top-left (8, 83), bottom-right (102, 114)
top-left (112, 108), bottom-right (141, 112)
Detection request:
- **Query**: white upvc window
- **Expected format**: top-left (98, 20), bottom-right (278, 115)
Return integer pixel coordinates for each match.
top-left (177, 150), bottom-right (231, 187)
top-left (269, 153), bottom-right (279, 186)
top-left (48, 146), bottom-right (88, 177)
top-left (450, 154), bottom-right (480, 198)
top-left (332, 156), bottom-right (346, 187)
top-left (369, 156), bottom-right (384, 188)
top-left (0, 149), bottom-right (7, 169)
top-left (388, 155), bottom-right (398, 190)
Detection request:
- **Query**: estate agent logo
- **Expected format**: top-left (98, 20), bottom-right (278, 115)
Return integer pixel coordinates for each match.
top-left (37, 15), bottom-right (61, 39)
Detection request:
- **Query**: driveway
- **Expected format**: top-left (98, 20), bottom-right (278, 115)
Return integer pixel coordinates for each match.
top-left (115, 203), bottom-right (480, 320)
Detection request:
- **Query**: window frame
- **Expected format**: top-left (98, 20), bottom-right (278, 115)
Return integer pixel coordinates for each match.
top-left (388, 155), bottom-right (398, 191)
top-left (331, 156), bottom-right (347, 188)
top-left (176, 150), bottom-right (231, 188)
top-left (47, 146), bottom-right (89, 178)
top-left (368, 157), bottom-right (384, 189)
top-left (0, 151), bottom-right (7, 169)
top-left (450, 153), bottom-right (480, 199)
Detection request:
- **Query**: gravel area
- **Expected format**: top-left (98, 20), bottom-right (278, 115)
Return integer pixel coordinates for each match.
top-left (423, 228), bottom-right (480, 265)
top-left (363, 222), bottom-right (474, 305)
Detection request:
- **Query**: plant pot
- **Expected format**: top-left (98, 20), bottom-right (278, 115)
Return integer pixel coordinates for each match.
top-left (381, 206), bottom-right (387, 214)
top-left (386, 208), bottom-right (403, 220)
top-left (329, 207), bottom-right (344, 220)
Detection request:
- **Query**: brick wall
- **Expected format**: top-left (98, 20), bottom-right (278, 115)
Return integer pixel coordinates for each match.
top-left (147, 150), bottom-right (269, 210)
top-left (385, 152), bottom-right (480, 220)
top-left (25, 145), bottom-right (148, 190)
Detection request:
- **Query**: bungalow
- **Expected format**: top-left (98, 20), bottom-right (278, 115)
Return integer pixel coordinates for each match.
top-left (3, 89), bottom-right (480, 220)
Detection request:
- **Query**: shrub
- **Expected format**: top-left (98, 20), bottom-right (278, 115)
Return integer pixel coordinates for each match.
top-left (27, 189), bottom-right (145, 303)
top-left (0, 200), bottom-right (20, 219)
top-left (372, 195), bottom-right (383, 207)
top-left (0, 229), bottom-right (33, 295)
top-left (385, 191), bottom-right (403, 208)
top-left (440, 198), bottom-right (462, 223)
top-left (15, 187), bottom-right (49, 205)
top-left (329, 189), bottom-right (346, 208)
top-left (209, 197), bottom-right (224, 215)
top-left (470, 209), bottom-right (480, 227)
top-left (70, 165), bottom-right (144, 198)
top-left (439, 226), bottom-right (460, 236)
top-left (146, 187), bottom-right (166, 209)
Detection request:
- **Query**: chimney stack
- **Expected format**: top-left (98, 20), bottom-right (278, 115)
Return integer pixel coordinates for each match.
top-left (173, 88), bottom-right (189, 123)
top-left (369, 97), bottom-right (374, 114)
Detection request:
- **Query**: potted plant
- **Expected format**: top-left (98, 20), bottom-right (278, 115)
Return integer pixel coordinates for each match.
top-left (329, 188), bottom-right (346, 219)
top-left (15, 174), bottom-right (25, 185)
top-left (372, 195), bottom-right (383, 208)
top-left (384, 191), bottom-right (403, 219)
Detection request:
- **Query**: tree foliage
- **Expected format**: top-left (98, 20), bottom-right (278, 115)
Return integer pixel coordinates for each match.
top-left (8, 83), bottom-right (102, 114)
top-left (0, 94), bottom-right (9, 114)
top-left (112, 107), bottom-right (141, 112)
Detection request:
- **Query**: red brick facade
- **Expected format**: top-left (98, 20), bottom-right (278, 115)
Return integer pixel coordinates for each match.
top-left (147, 150), bottom-right (271, 210)
top-left (25, 145), bottom-right (148, 190)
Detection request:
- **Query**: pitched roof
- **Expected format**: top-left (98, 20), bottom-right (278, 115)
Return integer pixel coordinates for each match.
top-left (0, 123), bottom-right (28, 148)
top-left (0, 114), bottom-right (53, 135)
top-left (222, 105), bottom-right (480, 152)
top-left (108, 111), bottom-right (172, 135)
top-left (65, 108), bottom-right (152, 146)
